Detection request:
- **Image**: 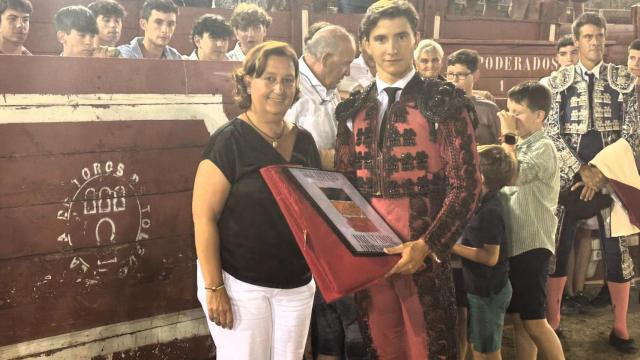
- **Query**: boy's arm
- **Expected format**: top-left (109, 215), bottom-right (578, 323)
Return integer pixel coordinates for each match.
top-left (498, 110), bottom-right (523, 185)
top-left (498, 110), bottom-right (553, 186)
top-left (452, 243), bottom-right (500, 267)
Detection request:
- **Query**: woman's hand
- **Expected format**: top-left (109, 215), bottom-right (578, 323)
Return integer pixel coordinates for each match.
top-left (207, 288), bottom-right (234, 329)
top-left (384, 239), bottom-right (431, 276)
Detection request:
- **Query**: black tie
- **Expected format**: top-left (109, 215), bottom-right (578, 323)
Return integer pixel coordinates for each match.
top-left (379, 87), bottom-right (401, 149)
top-left (586, 71), bottom-right (595, 128)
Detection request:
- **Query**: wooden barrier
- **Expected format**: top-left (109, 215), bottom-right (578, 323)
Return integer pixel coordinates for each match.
top-left (439, 39), bottom-right (558, 106)
top-left (634, 4), bottom-right (640, 40)
top-left (0, 55), bottom-right (237, 359)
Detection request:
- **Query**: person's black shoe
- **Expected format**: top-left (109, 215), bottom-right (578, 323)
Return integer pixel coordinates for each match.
top-left (572, 291), bottom-right (591, 306)
top-left (590, 285), bottom-right (611, 308)
top-left (609, 330), bottom-right (639, 354)
top-left (561, 296), bottom-right (581, 315)
top-left (570, 293), bottom-right (592, 314)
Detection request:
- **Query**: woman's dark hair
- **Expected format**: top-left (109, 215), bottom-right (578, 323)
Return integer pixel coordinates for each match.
top-left (232, 41), bottom-right (299, 110)
top-left (477, 145), bottom-right (515, 192)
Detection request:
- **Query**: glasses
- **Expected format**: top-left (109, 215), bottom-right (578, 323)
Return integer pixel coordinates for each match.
top-left (446, 72), bottom-right (472, 80)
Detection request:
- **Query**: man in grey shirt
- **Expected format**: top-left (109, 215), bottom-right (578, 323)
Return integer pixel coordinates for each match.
top-left (446, 49), bottom-right (501, 145)
top-left (118, 0), bottom-right (181, 59)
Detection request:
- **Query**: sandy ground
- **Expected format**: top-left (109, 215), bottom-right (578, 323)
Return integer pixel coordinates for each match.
top-left (502, 285), bottom-right (640, 360)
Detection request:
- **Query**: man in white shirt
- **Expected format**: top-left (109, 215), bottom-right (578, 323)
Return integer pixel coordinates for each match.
top-left (285, 25), bottom-right (362, 360)
top-left (285, 25), bottom-right (355, 170)
top-left (337, 32), bottom-right (375, 96)
top-left (185, 13), bottom-right (232, 60)
top-left (226, 3), bottom-right (270, 61)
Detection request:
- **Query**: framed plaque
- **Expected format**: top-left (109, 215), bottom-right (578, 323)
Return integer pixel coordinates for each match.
top-left (285, 167), bottom-right (402, 255)
top-left (261, 165), bottom-right (400, 301)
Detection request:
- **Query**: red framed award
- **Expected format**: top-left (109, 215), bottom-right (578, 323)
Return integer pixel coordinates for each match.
top-left (261, 165), bottom-right (401, 302)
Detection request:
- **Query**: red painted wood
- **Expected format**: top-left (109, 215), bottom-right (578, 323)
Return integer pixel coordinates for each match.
top-left (0, 55), bottom-right (238, 96)
top-left (0, 235), bottom-right (198, 346)
top-left (0, 191), bottom-right (193, 259)
top-left (91, 335), bottom-right (215, 360)
top-left (634, 5), bottom-right (640, 39)
top-left (309, 12), bottom-right (365, 41)
top-left (440, 17), bottom-right (546, 41)
top-left (0, 121), bottom-right (208, 158)
top-left (0, 147), bottom-right (203, 208)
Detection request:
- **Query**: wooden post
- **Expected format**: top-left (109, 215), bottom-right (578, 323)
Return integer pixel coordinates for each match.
top-left (421, 0), bottom-right (447, 40)
top-left (633, 4), bottom-right (640, 40)
top-left (289, 0), bottom-right (312, 57)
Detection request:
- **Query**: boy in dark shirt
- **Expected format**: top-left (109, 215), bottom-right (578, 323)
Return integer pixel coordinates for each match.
top-left (452, 144), bottom-right (515, 359)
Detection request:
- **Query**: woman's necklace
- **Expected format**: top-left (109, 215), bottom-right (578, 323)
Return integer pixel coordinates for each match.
top-left (245, 112), bottom-right (286, 148)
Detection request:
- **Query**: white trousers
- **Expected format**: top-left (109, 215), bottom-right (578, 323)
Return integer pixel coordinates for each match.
top-left (197, 263), bottom-right (315, 360)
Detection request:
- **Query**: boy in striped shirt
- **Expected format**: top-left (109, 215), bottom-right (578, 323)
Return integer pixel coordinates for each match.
top-left (497, 81), bottom-right (565, 360)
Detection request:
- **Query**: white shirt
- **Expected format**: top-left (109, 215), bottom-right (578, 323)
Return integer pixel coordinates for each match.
top-left (337, 54), bottom-right (374, 93)
top-left (374, 68), bottom-right (416, 133)
top-left (285, 57), bottom-right (341, 150)
top-left (183, 50), bottom-right (198, 60)
top-left (183, 49), bottom-right (229, 61)
top-left (578, 60), bottom-right (603, 80)
top-left (226, 42), bottom-right (245, 61)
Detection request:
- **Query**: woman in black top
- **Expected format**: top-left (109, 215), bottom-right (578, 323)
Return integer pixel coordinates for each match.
top-left (192, 41), bottom-right (320, 360)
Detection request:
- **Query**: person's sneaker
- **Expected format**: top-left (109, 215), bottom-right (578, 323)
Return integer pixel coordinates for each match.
top-left (560, 296), bottom-right (581, 315)
top-left (570, 293), bottom-right (592, 314)
top-left (590, 285), bottom-right (611, 308)
top-left (572, 291), bottom-right (591, 306)
top-left (609, 330), bottom-right (639, 354)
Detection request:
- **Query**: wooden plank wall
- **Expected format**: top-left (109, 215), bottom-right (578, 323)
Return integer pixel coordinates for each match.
top-left (0, 56), bottom-right (237, 359)
top-left (439, 39), bottom-right (558, 106)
